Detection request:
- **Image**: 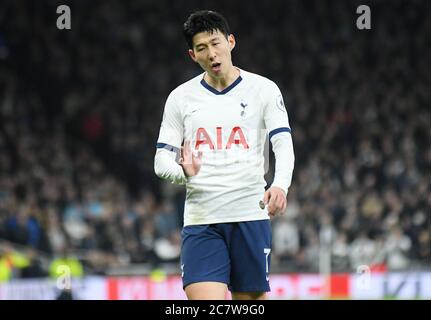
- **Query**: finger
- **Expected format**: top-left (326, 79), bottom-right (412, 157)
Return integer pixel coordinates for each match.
top-left (179, 147), bottom-right (184, 161)
top-left (182, 141), bottom-right (192, 164)
top-left (268, 192), bottom-right (278, 209)
top-left (268, 193), bottom-right (278, 216)
top-left (273, 200), bottom-right (283, 216)
top-left (268, 209), bottom-right (276, 217)
top-left (277, 197), bottom-right (285, 215)
top-left (265, 192), bottom-right (273, 216)
top-left (278, 196), bottom-right (285, 210)
top-left (185, 140), bottom-right (191, 152)
top-left (275, 196), bottom-right (283, 215)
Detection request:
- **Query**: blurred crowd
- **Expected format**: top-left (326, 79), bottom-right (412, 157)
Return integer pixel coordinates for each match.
top-left (1, 0), bottom-right (431, 281)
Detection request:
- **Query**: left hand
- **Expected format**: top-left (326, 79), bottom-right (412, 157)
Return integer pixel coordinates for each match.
top-left (263, 186), bottom-right (287, 218)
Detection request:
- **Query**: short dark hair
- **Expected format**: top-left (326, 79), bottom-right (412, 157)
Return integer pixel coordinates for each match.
top-left (183, 10), bottom-right (230, 49)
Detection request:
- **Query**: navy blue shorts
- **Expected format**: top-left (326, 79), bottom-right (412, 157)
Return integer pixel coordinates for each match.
top-left (180, 219), bottom-right (272, 293)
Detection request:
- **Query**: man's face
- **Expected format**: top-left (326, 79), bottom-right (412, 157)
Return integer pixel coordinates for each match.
top-left (189, 29), bottom-right (236, 78)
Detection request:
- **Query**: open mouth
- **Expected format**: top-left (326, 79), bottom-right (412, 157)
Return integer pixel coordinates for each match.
top-left (211, 62), bottom-right (221, 72)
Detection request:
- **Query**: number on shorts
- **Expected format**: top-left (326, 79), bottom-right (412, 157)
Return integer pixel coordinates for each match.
top-left (264, 248), bottom-right (271, 280)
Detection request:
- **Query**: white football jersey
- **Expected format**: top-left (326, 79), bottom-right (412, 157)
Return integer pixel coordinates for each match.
top-left (156, 68), bottom-right (294, 226)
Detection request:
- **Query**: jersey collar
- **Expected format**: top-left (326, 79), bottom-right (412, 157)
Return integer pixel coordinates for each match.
top-left (200, 73), bottom-right (243, 95)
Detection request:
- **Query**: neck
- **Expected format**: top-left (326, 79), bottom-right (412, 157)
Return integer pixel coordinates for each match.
top-left (204, 65), bottom-right (240, 91)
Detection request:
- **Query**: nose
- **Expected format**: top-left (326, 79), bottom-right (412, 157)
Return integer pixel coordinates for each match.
top-left (208, 47), bottom-right (216, 60)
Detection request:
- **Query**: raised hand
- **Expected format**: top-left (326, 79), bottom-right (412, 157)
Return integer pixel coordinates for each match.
top-left (179, 140), bottom-right (203, 177)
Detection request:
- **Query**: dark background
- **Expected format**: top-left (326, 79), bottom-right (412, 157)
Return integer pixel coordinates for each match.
top-left (0, 0), bottom-right (430, 280)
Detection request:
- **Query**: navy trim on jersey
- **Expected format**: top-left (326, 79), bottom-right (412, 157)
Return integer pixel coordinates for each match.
top-left (269, 127), bottom-right (291, 140)
top-left (200, 76), bottom-right (243, 95)
top-left (156, 143), bottom-right (179, 153)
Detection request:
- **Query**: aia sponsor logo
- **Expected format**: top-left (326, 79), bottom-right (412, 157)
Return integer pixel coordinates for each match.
top-left (195, 126), bottom-right (249, 150)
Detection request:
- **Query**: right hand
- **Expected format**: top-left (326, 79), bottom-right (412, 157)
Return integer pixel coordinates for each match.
top-left (179, 140), bottom-right (202, 177)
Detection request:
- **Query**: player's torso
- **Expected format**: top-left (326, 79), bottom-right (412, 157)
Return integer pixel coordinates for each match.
top-left (181, 81), bottom-right (265, 156)
top-left (178, 74), bottom-right (271, 225)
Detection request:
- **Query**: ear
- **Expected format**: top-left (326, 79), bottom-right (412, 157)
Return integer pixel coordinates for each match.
top-left (188, 49), bottom-right (197, 62)
top-left (228, 34), bottom-right (236, 51)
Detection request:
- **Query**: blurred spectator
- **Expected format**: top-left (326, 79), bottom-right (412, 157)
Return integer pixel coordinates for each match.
top-left (154, 201), bottom-right (180, 239)
top-left (384, 226), bottom-right (412, 271)
top-left (154, 230), bottom-right (181, 263)
top-left (331, 232), bottom-right (350, 272)
top-left (20, 248), bottom-right (47, 278)
top-left (49, 247), bottom-right (84, 279)
top-left (0, 244), bottom-right (31, 282)
top-left (413, 229), bottom-right (431, 264)
top-left (272, 215), bottom-right (300, 266)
